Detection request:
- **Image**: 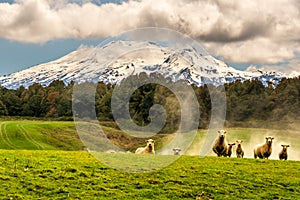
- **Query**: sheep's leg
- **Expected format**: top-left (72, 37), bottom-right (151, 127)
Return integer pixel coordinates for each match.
top-left (212, 149), bottom-right (217, 155)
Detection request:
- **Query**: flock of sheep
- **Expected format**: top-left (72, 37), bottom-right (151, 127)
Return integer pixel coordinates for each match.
top-left (212, 130), bottom-right (290, 160)
top-left (135, 130), bottom-right (290, 160)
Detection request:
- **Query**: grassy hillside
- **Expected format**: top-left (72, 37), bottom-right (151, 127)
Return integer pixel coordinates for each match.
top-left (0, 121), bottom-right (83, 150)
top-left (0, 120), bottom-right (169, 152)
top-left (0, 121), bottom-right (299, 199)
top-left (0, 150), bottom-right (299, 199)
top-left (0, 121), bottom-right (300, 161)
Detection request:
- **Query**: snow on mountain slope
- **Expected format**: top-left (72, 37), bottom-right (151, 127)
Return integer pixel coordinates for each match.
top-left (0, 40), bottom-right (285, 89)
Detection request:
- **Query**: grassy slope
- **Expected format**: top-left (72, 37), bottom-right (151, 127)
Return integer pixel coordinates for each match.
top-left (0, 150), bottom-right (299, 199)
top-left (1, 120), bottom-right (300, 159)
top-left (0, 121), bottom-right (83, 150)
top-left (0, 120), bottom-right (172, 152)
top-left (0, 121), bottom-right (299, 199)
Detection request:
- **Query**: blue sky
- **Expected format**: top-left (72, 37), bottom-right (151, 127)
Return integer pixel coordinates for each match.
top-left (0, 0), bottom-right (299, 76)
top-left (0, 37), bottom-right (103, 75)
top-left (0, 0), bottom-right (121, 75)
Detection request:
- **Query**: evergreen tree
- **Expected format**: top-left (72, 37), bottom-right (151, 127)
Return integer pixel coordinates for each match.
top-left (0, 100), bottom-right (8, 116)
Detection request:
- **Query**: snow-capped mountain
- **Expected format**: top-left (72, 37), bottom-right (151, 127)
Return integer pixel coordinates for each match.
top-left (0, 40), bottom-right (285, 89)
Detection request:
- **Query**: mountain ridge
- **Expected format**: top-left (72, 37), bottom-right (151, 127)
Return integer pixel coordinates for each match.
top-left (0, 40), bottom-right (288, 89)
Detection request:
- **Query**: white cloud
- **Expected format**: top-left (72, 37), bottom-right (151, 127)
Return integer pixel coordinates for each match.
top-left (207, 38), bottom-right (296, 64)
top-left (0, 0), bottom-right (300, 69)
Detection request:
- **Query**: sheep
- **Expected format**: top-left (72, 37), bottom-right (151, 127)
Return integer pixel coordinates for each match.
top-left (236, 140), bottom-right (244, 158)
top-left (106, 149), bottom-right (117, 153)
top-left (135, 139), bottom-right (155, 154)
top-left (212, 130), bottom-right (228, 157)
top-left (226, 143), bottom-right (235, 157)
top-left (173, 147), bottom-right (182, 155)
top-left (279, 145), bottom-right (290, 160)
top-left (254, 136), bottom-right (274, 159)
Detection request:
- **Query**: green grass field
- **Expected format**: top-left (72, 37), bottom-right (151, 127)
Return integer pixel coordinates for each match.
top-left (0, 120), bottom-right (300, 199)
top-left (0, 121), bottom-right (83, 150)
top-left (0, 120), bottom-right (170, 152)
top-left (0, 150), bottom-right (299, 199)
top-left (1, 120), bottom-right (299, 159)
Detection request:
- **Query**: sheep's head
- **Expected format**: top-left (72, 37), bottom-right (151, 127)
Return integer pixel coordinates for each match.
top-left (173, 147), bottom-right (182, 155)
top-left (228, 143), bottom-right (235, 147)
top-left (146, 139), bottom-right (155, 148)
top-left (218, 130), bottom-right (227, 138)
top-left (236, 140), bottom-right (243, 147)
top-left (281, 145), bottom-right (290, 152)
top-left (265, 137), bottom-right (274, 145)
top-left (228, 143), bottom-right (235, 148)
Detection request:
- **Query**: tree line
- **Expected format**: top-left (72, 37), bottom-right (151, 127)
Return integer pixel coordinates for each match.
top-left (0, 74), bottom-right (300, 132)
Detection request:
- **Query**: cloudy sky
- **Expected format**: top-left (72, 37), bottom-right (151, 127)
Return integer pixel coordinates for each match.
top-left (0, 0), bottom-right (299, 75)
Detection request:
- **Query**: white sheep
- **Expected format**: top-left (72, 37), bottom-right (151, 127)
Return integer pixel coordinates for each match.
top-left (226, 143), bottom-right (235, 157)
top-left (173, 147), bottom-right (182, 155)
top-left (135, 139), bottom-right (155, 154)
top-left (279, 145), bottom-right (290, 160)
top-left (235, 140), bottom-right (244, 158)
top-left (254, 136), bottom-right (274, 159)
top-left (212, 130), bottom-right (228, 157)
